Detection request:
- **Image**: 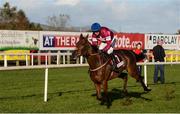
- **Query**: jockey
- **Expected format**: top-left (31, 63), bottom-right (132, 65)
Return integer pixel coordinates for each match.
top-left (89, 22), bottom-right (121, 69)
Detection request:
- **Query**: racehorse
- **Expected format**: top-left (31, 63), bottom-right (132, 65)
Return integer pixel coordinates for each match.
top-left (72, 34), bottom-right (151, 107)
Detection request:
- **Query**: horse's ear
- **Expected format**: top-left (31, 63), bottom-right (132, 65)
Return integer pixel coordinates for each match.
top-left (80, 34), bottom-right (84, 39)
top-left (86, 34), bottom-right (89, 38)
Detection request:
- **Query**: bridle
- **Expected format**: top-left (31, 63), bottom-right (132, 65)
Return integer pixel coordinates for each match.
top-left (77, 40), bottom-right (110, 72)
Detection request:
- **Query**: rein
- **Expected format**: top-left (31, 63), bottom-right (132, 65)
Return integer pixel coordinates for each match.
top-left (89, 53), bottom-right (99, 56)
top-left (85, 44), bottom-right (110, 72)
top-left (89, 58), bottom-right (110, 72)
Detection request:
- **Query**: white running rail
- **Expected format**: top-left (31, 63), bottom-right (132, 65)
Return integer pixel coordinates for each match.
top-left (0, 53), bottom-right (180, 102)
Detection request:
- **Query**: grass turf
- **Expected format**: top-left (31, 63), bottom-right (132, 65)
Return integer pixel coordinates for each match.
top-left (0, 65), bottom-right (180, 112)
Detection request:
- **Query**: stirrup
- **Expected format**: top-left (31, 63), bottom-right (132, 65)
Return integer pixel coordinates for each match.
top-left (117, 61), bottom-right (124, 68)
top-left (111, 64), bottom-right (120, 73)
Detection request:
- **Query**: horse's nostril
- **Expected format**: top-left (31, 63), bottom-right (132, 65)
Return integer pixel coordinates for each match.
top-left (71, 51), bottom-right (79, 60)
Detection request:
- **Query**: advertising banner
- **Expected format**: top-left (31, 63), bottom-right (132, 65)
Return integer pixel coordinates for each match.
top-left (39, 32), bottom-right (145, 50)
top-left (0, 50), bottom-right (30, 60)
top-left (114, 33), bottom-right (145, 50)
top-left (145, 34), bottom-right (180, 50)
top-left (0, 30), bottom-right (39, 50)
top-left (39, 31), bottom-right (90, 50)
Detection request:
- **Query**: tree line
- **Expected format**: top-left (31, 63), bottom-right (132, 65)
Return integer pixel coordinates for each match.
top-left (0, 2), bottom-right (42, 30)
top-left (0, 2), bottom-right (90, 32)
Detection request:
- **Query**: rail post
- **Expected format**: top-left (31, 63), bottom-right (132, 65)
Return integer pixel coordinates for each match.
top-left (4, 54), bottom-right (7, 67)
top-left (31, 54), bottom-right (34, 66)
top-left (44, 67), bottom-right (48, 102)
top-left (25, 54), bottom-right (28, 66)
top-left (80, 56), bottom-right (83, 64)
top-left (144, 60), bottom-right (147, 86)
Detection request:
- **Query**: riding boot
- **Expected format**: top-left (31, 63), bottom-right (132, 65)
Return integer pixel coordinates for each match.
top-left (110, 53), bottom-right (117, 70)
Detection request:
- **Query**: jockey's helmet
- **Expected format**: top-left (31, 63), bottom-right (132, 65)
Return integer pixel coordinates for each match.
top-left (91, 23), bottom-right (101, 32)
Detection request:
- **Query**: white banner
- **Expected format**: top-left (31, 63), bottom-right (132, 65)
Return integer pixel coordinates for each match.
top-left (1, 30), bottom-right (180, 51)
top-left (0, 30), bottom-right (39, 50)
top-left (145, 34), bottom-right (180, 50)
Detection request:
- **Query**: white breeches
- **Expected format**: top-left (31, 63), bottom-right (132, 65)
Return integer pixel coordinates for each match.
top-left (99, 43), bottom-right (113, 54)
top-left (107, 47), bottom-right (113, 54)
top-left (99, 43), bottom-right (107, 50)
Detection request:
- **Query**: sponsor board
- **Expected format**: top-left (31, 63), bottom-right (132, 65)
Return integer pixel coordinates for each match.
top-left (0, 50), bottom-right (30, 60)
top-left (0, 30), bottom-right (39, 50)
top-left (145, 34), bottom-right (180, 50)
top-left (39, 31), bottom-right (90, 50)
top-left (39, 32), bottom-right (145, 50)
top-left (114, 33), bottom-right (145, 50)
top-left (1, 30), bottom-right (180, 51)
top-left (165, 50), bottom-right (180, 62)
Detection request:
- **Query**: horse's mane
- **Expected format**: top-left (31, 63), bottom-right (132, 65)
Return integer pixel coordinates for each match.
top-left (79, 34), bottom-right (109, 62)
top-left (91, 45), bottom-right (99, 53)
top-left (81, 35), bottom-right (99, 53)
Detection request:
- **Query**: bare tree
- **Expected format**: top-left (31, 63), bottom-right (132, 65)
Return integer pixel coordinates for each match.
top-left (47, 14), bottom-right (70, 30)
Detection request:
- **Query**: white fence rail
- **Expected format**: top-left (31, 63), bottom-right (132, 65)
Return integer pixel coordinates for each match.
top-left (1, 53), bottom-right (180, 102)
top-left (1, 53), bottom-right (180, 67)
top-left (0, 52), bottom-right (87, 67)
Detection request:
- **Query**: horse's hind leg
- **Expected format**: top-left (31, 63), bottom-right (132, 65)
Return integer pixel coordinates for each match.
top-left (139, 76), bottom-right (151, 91)
top-left (118, 73), bottom-right (128, 94)
top-left (127, 67), bottom-right (151, 91)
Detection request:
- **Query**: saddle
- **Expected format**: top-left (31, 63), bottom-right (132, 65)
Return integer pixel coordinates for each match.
top-left (99, 51), bottom-right (124, 72)
top-left (110, 53), bottom-right (124, 72)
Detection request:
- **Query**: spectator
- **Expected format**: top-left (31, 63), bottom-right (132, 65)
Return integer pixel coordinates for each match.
top-left (133, 43), bottom-right (143, 75)
top-left (153, 39), bottom-right (166, 84)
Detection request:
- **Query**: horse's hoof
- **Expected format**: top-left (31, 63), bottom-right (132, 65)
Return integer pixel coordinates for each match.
top-left (107, 105), bottom-right (111, 109)
top-left (107, 99), bottom-right (112, 108)
top-left (100, 101), bottom-right (105, 105)
top-left (144, 88), bottom-right (151, 92)
top-left (122, 91), bottom-right (128, 97)
top-left (97, 97), bottom-right (102, 101)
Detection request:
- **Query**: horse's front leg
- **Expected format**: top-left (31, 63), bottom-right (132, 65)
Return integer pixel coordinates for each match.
top-left (101, 81), bottom-right (111, 108)
top-left (123, 76), bottom-right (128, 94)
top-left (94, 83), bottom-right (102, 100)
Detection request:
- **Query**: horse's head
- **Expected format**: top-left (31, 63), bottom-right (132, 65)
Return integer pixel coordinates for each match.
top-left (72, 34), bottom-right (91, 59)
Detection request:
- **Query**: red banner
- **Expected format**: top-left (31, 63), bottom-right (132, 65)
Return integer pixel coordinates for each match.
top-left (114, 33), bottom-right (145, 50)
top-left (40, 31), bottom-right (145, 50)
top-left (54, 35), bottom-right (80, 47)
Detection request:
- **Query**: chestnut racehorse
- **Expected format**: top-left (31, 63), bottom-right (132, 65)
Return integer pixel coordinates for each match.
top-left (72, 34), bottom-right (151, 107)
